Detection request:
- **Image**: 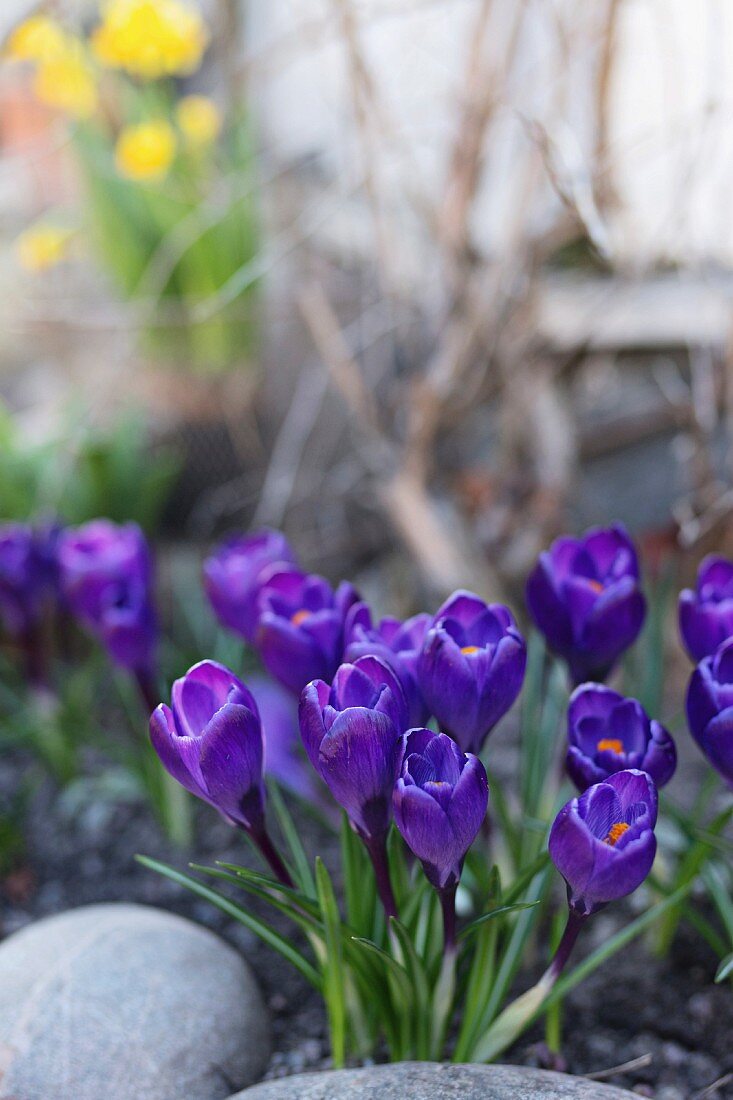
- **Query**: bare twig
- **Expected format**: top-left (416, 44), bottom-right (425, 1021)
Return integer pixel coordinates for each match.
top-left (585, 1052), bottom-right (653, 1081)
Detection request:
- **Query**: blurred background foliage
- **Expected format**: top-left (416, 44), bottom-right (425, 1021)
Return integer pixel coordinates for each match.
top-left (1, 0), bottom-right (733, 853)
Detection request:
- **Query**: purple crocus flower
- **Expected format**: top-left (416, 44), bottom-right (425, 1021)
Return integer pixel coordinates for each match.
top-left (248, 673), bottom-right (321, 803)
top-left (0, 522), bottom-right (54, 638)
top-left (204, 528), bottom-right (296, 643)
top-left (256, 566), bottom-right (359, 695)
top-left (57, 520), bottom-right (158, 677)
top-left (417, 591), bottom-right (526, 754)
top-left (150, 660), bottom-right (292, 883)
top-left (686, 637), bottom-right (733, 787)
top-left (393, 728), bottom-right (488, 891)
top-left (299, 655), bottom-right (408, 839)
top-left (150, 659), bottom-right (265, 829)
top-left (679, 556), bottom-right (733, 663)
top-left (549, 769), bottom-right (658, 917)
top-left (526, 524), bottom-right (646, 684)
top-left (344, 601), bottom-right (431, 727)
top-left (566, 683), bottom-right (676, 792)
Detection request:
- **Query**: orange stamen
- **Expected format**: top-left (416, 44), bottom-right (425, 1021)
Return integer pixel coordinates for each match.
top-left (291, 609), bottom-right (310, 626)
top-left (461, 645), bottom-right (480, 655)
top-left (588, 579), bottom-right (604, 593)
top-left (604, 822), bottom-right (630, 846)
top-left (597, 738), bottom-right (623, 754)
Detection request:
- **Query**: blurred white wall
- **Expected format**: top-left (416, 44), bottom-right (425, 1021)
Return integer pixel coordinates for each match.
top-left (250, 0), bottom-right (733, 271)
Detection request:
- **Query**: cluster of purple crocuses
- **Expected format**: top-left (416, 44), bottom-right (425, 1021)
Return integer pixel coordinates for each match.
top-left (0, 518), bottom-right (158, 698)
top-left (153, 523), bottom-right (673, 948)
top-left (2, 515), bottom-right (732, 966)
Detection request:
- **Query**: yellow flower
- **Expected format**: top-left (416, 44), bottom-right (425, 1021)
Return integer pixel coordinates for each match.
top-left (16, 224), bottom-right (72, 273)
top-left (116, 120), bottom-right (176, 181)
top-left (33, 42), bottom-right (98, 119)
top-left (5, 15), bottom-right (67, 62)
top-left (176, 95), bottom-right (222, 148)
top-left (92, 0), bottom-right (208, 80)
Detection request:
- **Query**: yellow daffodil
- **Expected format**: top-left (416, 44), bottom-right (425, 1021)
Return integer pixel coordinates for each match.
top-left (115, 120), bottom-right (176, 181)
top-left (5, 15), bottom-right (67, 63)
top-left (92, 0), bottom-right (208, 80)
top-left (176, 95), bottom-right (222, 149)
top-left (16, 224), bottom-right (72, 273)
top-left (33, 41), bottom-right (98, 119)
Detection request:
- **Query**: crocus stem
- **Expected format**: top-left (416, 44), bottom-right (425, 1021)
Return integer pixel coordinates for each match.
top-left (439, 884), bottom-right (458, 952)
top-left (20, 622), bottom-right (50, 693)
top-left (471, 908), bottom-right (587, 1063)
top-left (431, 885), bottom-right (459, 1058)
top-left (251, 827), bottom-right (295, 888)
top-left (134, 666), bottom-right (160, 716)
top-left (363, 833), bottom-right (398, 919)
top-left (544, 907), bottom-right (586, 984)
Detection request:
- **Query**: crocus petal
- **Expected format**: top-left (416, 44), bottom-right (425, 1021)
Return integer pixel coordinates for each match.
top-left (701, 709), bottom-right (733, 786)
top-left (528, 525), bottom-right (645, 684)
top-left (149, 704), bottom-right (209, 802)
top-left (198, 702), bottom-right (265, 829)
top-left (525, 553), bottom-right (575, 654)
top-left (418, 601), bottom-right (526, 754)
top-left (581, 829), bottom-right (657, 905)
top-left (576, 579), bottom-right (646, 679)
top-left (446, 753), bottom-right (489, 854)
top-left (258, 613), bottom-right (332, 695)
top-left (393, 781), bottom-right (457, 886)
top-left (317, 708), bottom-right (400, 836)
top-left (549, 804), bottom-right (598, 902)
top-left (298, 679), bottom-right (331, 771)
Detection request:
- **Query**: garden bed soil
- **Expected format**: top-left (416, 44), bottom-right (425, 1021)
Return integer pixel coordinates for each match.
top-left (1, 750), bottom-right (731, 1100)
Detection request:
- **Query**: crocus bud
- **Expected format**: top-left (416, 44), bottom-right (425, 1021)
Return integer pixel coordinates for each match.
top-left (256, 566), bottom-right (359, 695)
top-left (0, 522), bottom-right (55, 638)
top-left (344, 601), bottom-right (431, 727)
top-left (299, 655), bottom-right (407, 839)
top-left (150, 659), bottom-right (265, 830)
top-left (393, 728), bottom-right (488, 890)
top-left (566, 683), bottom-right (676, 792)
top-left (526, 524), bottom-right (646, 685)
top-left (679, 556), bottom-right (733, 663)
top-left (549, 769), bottom-right (657, 917)
top-left (417, 591), bottom-right (526, 754)
top-left (686, 638), bottom-right (733, 787)
top-left (203, 528), bottom-right (296, 643)
top-left (57, 519), bottom-right (157, 674)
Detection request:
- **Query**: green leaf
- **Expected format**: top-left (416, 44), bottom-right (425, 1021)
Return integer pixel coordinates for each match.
top-left (703, 863), bottom-right (733, 943)
top-left (315, 857), bottom-right (347, 1067)
top-left (502, 851), bottom-right (551, 905)
top-left (191, 864), bottom-right (323, 935)
top-left (715, 953), bottom-right (733, 983)
top-left (213, 861), bottom-right (321, 918)
top-left (389, 917), bottom-right (431, 1058)
top-left (476, 864), bottom-right (554, 1034)
top-left (547, 881), bottom-right (695, 1009)
top-left (269, 782), bottom-right (315, 896)
top-left (473, 882), bottom-right (695, 1063)
top-left (457, 900), bottom-right (542, 943)
top-left (136, 856), bottom-right (321, 988)
top-left (656, 801), bottom-right (733, 955)
top-left (341, 814), bottom-right (375, 936)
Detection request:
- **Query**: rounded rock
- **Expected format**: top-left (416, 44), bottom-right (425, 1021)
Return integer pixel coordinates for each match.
top-left (230, 1062), bottom-right (638, 1099)
top-left (0, 903), bottom-right (270, 1100)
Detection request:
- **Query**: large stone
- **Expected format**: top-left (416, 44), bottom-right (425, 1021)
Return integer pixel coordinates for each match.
top-left (0, 903), bottom-right (270, 1100)
top-left (230, 1063), bottom-right (637, 1099)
